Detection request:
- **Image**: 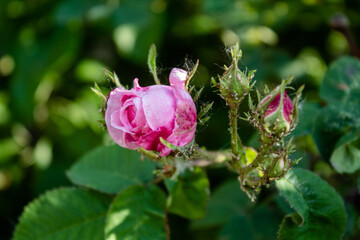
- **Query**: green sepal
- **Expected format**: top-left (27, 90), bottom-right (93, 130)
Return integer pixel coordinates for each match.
top-left (147, 44), bottom-right (160, 85)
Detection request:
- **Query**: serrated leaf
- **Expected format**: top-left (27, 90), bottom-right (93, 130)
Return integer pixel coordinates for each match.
top-left (105, 185), bottom-right (167, 240)
top-left (320, 56), bottom-right (360, 105)
top-left (276, 168), bottom-right (346, 240)
top-left (148, 44), bottom-right (160, 85)
top-left (165, 167), bottom-right (210, 219)
top-left (13, 188), bottom-right (111, 240)
top-left (191, 180), bottom-right (254, 229)
top-left (67, 145), bottom-right (156, 194)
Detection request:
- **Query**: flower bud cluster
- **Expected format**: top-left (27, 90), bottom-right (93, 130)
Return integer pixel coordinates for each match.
top-left (97, 43), bottom-right (304, 202)
top-left (239, 77), bottom-right (303, 199)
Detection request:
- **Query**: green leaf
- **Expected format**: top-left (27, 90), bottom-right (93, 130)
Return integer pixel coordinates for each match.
top-left (147, 44), bottom-right (160, 85)
top-left (276, 168), bottom-right (346, 240)
top-left (13, 187), bottom-right (111, 240)
top-left (67, 145), bottom-right (156, 194)
top-left (105, 185), bottom-right (167, 240)
top-left (312, 102), bottom-right (360, 160)
top-left (330, 130), bottom-right (360, 174)
top-left (218, 215), bottom-right (254, 240)
top-left (191, 180), bottom-right (254, 229)
top-left (320, 56), bottom-right (360, 105)
top-left (165, 167), bottom-right (210, 219)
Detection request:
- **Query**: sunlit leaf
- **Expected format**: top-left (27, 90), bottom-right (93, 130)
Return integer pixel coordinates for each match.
top-left (165, 167), bottom-right (210, 219)
top-left (67, 145), bottom-right (156, 194)
top-left (13, 188), bottom-right (111, 240)
top-left (105, 185), bottom-right (167, 240)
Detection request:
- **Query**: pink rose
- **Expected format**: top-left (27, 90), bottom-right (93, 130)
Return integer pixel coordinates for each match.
top-left (105, 68), bottom-right (197, 156)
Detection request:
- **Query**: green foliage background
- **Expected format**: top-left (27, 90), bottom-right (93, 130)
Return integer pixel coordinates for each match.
top-left (1, 0), bottom-right (360, 239)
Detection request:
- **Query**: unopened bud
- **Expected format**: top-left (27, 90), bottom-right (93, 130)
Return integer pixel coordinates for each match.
top-left (263, 92), bottom-right (294, 135)
top-left (255, 79), bottom-right (303, 138)
top-left (215, 43), bottom-right (254, 104)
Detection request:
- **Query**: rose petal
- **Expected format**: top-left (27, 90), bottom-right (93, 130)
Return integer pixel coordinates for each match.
top-left (142, 85), bottom-right (176, 130)
top-left (119, 99), bottom-right (136, 131)
top-left (169, 68), bottom-right (187, 89)
top-left (265, 92), bottom-right (293, 123)
top-left (161, 86), bottom-right (197, 154)
top-left (105, 88), bottom-right (138, 149)
top-left (133, 78), bottom-right (142, 90)
top-left (110, 110), bottom-right (132, 133)
top-left (137, 125), bottom-right (173, 151)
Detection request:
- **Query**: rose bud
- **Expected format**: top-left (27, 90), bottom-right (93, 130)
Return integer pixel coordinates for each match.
top-left (213, 43), bottom-right (254, 105)
top-left (105, 68), bottom-right (197, 156)
top-left (263, 92), bottom-right (294, 135)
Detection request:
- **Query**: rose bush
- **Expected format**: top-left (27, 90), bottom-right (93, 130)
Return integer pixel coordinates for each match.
top-left (105, 68), bottom-right (197, 156)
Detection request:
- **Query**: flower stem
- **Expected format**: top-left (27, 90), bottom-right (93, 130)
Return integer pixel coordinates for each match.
top-left (229, 104), bottom-right (243, 161)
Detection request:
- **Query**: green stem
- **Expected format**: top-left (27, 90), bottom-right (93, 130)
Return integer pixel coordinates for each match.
top-left (229, 104), bottom-right (243, 160)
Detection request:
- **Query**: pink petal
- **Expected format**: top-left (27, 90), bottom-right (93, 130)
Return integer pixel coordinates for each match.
top-left (133, 78), bottom-right (142, 90)
top-left (137, 125), bottom-right (173, 151)
top-left (110, 110), bottom-right (131, 133)
top-left (161, 86), bottom-right (197, 154)
top-left (119, 99), bottom-right (137, 131)
top-left (142, 85), bottom-right (176, 130)
top-left (169, 68), bottom-right (187, 89)
top-left (283, 94), bottom-right (294, 122)
top-left (264, 92), bottom-right (293, 123)
top-left (105, 88), bottom-right (138, 149)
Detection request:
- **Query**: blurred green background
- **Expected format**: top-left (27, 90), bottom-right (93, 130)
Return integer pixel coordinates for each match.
top-left (1, 0), bottom-right (360, 239)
